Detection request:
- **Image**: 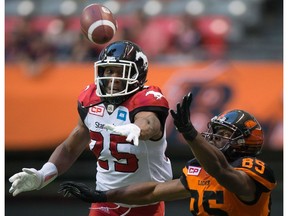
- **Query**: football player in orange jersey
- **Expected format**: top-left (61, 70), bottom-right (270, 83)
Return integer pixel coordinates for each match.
top-left (59, 92), bottom-right (276, 216)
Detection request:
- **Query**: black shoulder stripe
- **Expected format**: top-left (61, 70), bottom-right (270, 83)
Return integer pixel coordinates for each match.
top-left (77, 101), bottom-right (89, 123)
top-left (129, 106), bottom-right (169, 127)
top-left (180, 175), bottom-right (189, 191)
top-left (260, 164), bottom-right (276, 184)
top-left (185, 158), bottom-right (200, 168)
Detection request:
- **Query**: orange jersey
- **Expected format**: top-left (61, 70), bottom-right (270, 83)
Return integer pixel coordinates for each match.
top-left (181, 157), bottom-right (276, 216)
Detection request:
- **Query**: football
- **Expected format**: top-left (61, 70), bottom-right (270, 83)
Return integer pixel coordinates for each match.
top-left (80, 4), bottom-right (117, 44)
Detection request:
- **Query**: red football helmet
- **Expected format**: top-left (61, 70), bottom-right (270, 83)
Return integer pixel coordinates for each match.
top-left (202, 109), bottom-right (264, 160)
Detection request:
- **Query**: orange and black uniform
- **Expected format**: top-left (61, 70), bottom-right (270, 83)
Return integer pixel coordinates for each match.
top-left (180, 157), bottom-right (276, 216)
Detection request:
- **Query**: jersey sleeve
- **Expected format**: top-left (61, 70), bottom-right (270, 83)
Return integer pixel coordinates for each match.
top-left (232, 157), bottom-right (277, 191)
top-left (78, 83), bottom-right (101, 107)
top-left (127, 86), bottom-right (169, 127)
top-left (180, 159), bottom-right (200, 191)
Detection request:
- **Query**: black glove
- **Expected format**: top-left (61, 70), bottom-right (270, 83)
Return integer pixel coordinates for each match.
top-left (58, 181), bottom-right (107, 203)
top-left (170, 93), bottom-right (198, 141)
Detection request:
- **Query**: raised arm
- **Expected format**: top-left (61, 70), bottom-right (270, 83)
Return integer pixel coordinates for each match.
top-left (170, 93), bottom-right (256, 201)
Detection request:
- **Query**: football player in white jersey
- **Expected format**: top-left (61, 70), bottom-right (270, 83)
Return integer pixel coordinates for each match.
top-left (9, 40), bottom-right (173, 216)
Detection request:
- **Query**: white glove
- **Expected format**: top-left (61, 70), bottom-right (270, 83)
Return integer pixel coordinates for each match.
top-left (9, 162), bottom-right (58, 196)
top-left (104, 123), bottom-right (141, 146)
top-left (9, 168), bottom-right (43, 196)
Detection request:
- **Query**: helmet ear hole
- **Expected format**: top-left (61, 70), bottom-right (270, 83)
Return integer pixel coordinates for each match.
top-left (243, 130), bottom-right (251, 137)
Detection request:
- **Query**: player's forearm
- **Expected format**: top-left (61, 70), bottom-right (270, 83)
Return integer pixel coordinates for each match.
top-left (106, 180), bottom-right (189, 205)
top-left (59, 179), bottom-right (190, 205)
top-left (186, 134), bottom-right (230, 177)
top-left (48, 144), bottom-right (79, 175)
top-left (106, 182), bottom-right (161, 205)
top-left (49, 124), bottom-right (90, 175)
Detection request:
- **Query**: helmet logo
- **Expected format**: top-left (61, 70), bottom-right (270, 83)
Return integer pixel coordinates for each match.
top-left (145, 90), bottom-right (163, 100)
top-left (244, 120), bottom-right (258, 129)
top-left (136, 51), bottom-right (148, 70)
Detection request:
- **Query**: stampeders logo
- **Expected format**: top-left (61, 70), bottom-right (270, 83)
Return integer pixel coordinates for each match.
top-left (145, 90), bottom-right (164, 100)
top-left (89, 105), bottom-right (105, 116)
top-left (187, 166), bottom-right (201, 176)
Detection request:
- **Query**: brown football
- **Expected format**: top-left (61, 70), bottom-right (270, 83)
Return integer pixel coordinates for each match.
top-left (80, 4), bottom-right (117, 44)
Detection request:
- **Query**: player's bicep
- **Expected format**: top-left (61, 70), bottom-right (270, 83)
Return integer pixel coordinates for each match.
top-left (67, 118), bottom-right (90, 148)
top-left (57, 118), bottom-right (90, 158)
top-left (217, 167), bottom-right (256, 201)
top-left (107, 179), bottom-right (189, 205)
top-left (49, 118), bottom-right (90, 173)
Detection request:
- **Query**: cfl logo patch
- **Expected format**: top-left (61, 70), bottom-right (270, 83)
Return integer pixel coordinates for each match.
top-left (187, 166), bottom-right (201, 176)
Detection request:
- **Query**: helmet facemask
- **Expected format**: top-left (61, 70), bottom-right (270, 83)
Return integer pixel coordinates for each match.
top-left (203, 122), bottom-right (242, 148)
top-left (94, 40), bottom-right (149, 105)
top-left (94, 59), bottom-right (141, 104)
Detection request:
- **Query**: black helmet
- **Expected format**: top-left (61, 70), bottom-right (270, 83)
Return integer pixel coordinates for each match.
top-left (202, 109), bottom-right (264, 160)
top-left (94, 40), bottom-right (148, 105)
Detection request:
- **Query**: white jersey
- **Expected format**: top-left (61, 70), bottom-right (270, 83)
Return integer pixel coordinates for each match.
top-left (78, 83), bottom-right (173, 191)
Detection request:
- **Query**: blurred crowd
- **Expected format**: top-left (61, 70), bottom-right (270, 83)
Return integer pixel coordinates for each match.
top-left (5, 12), bottom-right (231, 76)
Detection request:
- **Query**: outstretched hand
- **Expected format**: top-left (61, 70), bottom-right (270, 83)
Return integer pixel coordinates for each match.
top-left (58, 181), bottom-right (107, 203)
top-left (9, 168), bottom-right (43, 196)
top-left (170, 93), bottom-right (198, 140)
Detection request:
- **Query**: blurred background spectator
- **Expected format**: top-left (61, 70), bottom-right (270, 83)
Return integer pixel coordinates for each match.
top-left (5, 0), bottom-right (283, 64)
top-left (5, 16), bottom-right (54, 77)
top-left (43, 15), bottom-right (78, 61)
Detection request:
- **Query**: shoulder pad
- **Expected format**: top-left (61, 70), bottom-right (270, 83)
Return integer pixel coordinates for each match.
top-left (78, 83), bottom-right (102, 108)
top-left (124, 86), bottom-right (169, 110)
top-left (232, 157), bottom-right (276, 191)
